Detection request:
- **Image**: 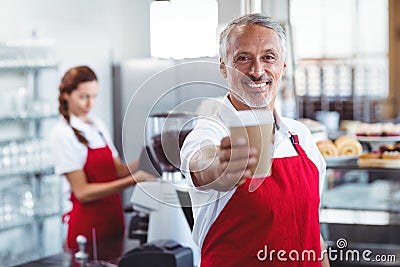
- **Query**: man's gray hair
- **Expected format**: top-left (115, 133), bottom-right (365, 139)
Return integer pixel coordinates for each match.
top-left (219, 13), bottom-right (287, 61)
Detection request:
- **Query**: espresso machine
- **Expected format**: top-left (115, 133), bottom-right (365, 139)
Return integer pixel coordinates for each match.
top-left (129, 111), bottom-right (200, 266)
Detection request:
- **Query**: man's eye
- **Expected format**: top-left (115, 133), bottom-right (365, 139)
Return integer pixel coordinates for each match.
top-left (264, 55), bottom-right (275, 60)
top-left (237, 56), bottom-right (250, 61)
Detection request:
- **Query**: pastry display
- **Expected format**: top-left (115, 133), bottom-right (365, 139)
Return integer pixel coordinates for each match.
top-left (380, 143), bottom-right (400, 153)
top-left (381, 151), bottom-right (400, 160)
top-left (358, 142), bottom-right (400, 168)
top-left (317, 136), bottom-right (362, 157)
top-left (359, 153), bottom-right (380, 160)
top-left (316, 140), bottom-right (338, 157)
top-left (382, 123), bottom-right (400, 136)
top-left (356, 122), bottom-right (400, 137)
top-left (340, 120), bottom-right (362, 135)
top-left (376, 143), bottom-right (400, 160)
top-left (334, 135), bottom-right (363, 156)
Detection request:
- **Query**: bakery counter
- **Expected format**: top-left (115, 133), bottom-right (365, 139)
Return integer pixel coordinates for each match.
top-left (15, 236), bottom-right (141, 267)
top-left (325, 162), bottom-right (400, 173)
top-left (321, 151), bottom-right (400, 266)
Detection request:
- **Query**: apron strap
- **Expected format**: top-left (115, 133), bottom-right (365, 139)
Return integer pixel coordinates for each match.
top-left (97, 130), bottom-right (112, 151)
top-left (289, 132), bottom-right (307, 156)
top-left (97, 130), bottom-right (107, 143)
top-left (62, 211), bottom-right (71, 224)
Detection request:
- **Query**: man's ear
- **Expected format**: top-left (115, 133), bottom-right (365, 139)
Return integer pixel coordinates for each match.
top-left (220, 58), bottom-right (227, 78)
top-left (280, 61), bottom-right (287, 79)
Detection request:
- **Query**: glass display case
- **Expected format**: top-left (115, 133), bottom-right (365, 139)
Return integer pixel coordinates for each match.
top-left (320, 146), bottom-right (400, 266)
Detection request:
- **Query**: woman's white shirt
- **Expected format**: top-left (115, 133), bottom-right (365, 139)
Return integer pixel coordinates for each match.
top-left (50, 114), bottom-right (118, 175)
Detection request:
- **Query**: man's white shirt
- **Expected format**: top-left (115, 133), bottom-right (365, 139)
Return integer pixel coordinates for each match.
top-left (180, 95), bottom-right (326, 249)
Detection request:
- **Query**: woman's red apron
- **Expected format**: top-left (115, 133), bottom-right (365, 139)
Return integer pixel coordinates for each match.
top-left (201, 134), bottom-right (322, 266)
top-left (65, 144), bottom-right (125, 250)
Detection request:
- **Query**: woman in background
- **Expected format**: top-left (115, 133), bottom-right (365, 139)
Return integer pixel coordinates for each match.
top-left (50, 66), bottom-right (154, 250)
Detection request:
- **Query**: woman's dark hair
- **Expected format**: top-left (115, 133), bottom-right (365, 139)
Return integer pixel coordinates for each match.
top-left (58, 66), bottom-right (97, 146)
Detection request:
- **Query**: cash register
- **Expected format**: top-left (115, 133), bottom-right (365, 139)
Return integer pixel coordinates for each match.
top-left (120, 112), bottom-right (199, 267)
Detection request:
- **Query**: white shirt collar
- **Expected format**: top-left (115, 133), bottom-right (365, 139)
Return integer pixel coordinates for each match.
top-left (63, 114), bottom-right (107, 149)
top-left (68, 114), bottom-right (94, 131)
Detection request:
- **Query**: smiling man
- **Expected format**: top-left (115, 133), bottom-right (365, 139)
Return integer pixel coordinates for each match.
top-left (220, 20), bottom-right (286, 110)
top-left (181, 14), bottom-right (330, 266)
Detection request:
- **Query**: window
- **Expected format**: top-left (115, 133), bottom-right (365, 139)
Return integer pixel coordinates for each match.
top-left (290, 0), bottom-right (388, 121)
top-left (150, 0), bottom-right (218, 59)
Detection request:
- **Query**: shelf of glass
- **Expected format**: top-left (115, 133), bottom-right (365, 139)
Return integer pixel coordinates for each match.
top-left (0, 167), bottom-right (54, 179)
top-left (0, 211), bottom-right (61, 233)
top-left (34, 211), bottom-right (62, 221)
top-left (321, 179), bottom-right (400, 225)
top-left (0, 55), bottom-right (62, 264)
top-left (0, 137), bottom-right (39, 146)
top-left (0, 219), bottom-right (34, 233)
top-left (0, 61), bottom-right (58, 71)
top-left (326, 163), bottom-right (400, 172)
top-left (0, 114), bottom-right (58, 124)
top-left (320, 209), bottom-right (400, 226)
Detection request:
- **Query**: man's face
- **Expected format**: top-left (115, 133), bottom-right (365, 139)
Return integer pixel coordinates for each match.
top-left (220, 25), bottom-right (286, 110)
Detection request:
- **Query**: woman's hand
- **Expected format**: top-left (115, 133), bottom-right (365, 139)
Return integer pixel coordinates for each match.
top-left (131, 170), bottom-right (157, 183)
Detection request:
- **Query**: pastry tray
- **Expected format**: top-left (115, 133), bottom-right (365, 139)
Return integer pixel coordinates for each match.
top-left (358, 158), bottom-right (400, 169)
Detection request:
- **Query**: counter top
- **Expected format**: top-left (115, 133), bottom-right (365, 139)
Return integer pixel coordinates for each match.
top-left (16, 236), bottom-right (141, 267)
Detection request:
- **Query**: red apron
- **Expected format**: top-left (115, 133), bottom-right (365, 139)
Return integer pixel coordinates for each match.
top-left (201, 134), bottom-right (321, 266)
top-left (65, 144), bottom-right (125, 250)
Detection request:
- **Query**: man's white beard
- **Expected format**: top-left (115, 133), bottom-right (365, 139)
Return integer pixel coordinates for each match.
top-left (231, 89), bottom-right (275, 108)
